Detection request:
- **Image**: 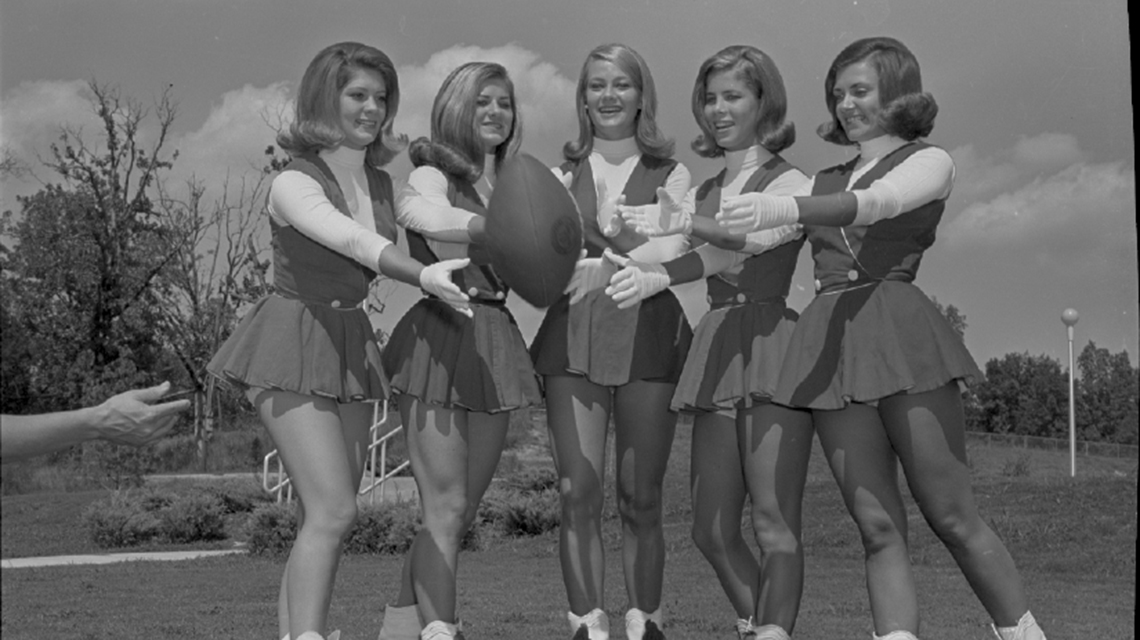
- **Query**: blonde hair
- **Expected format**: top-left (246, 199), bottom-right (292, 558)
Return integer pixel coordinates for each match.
top-left (690, 45), bottom-right (795, 158)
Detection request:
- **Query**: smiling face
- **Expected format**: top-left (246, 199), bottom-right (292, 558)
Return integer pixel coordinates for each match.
top-left (338, 67), bottom-right (387, 150)
top-left (832, 59), bottom-right (887, 143)
top-left (474, 79), bottom-right (514, 153)
top-left (583, 59), bottom-right (640, 141)
top-left (702, 68), bottom-right (761, 152)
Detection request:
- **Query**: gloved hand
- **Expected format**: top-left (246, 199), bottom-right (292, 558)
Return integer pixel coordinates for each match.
top-left (420, 258), bottom-right (473, 318)
top-left (618, 187), bottom-right (690, 237)
top-left (715, 192), bottom-right (798, 234)
top-left (565, 249), bottom-right (618, 304)
top-left (595, 178), bottom-right (626, 238)
top-left (603, 248), bottom-right (671, 310)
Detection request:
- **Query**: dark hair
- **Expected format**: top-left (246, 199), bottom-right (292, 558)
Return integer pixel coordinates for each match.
top-left (690, 45), bottom-right (795, 158)
top-left (409, 62), bottom-right (522, 182)
top-left (817, 36), bottom-right (938, 146)
top-left (277, 41), bottom-right (407, 166)
top-left (563, 43), bottom-right (674, 162)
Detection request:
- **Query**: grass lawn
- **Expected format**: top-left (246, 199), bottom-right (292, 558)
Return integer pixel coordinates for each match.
top-left (2, 422), bottom-right (1136, 639)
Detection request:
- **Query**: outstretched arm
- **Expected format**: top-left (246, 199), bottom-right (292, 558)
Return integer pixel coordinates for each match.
top-left (1, 382), bottom-right (191, 462)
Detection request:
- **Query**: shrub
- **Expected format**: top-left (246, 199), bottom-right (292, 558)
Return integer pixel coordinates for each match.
top-left (158, 492), bottom-right (227, 543)
top-left (197, 480), bottom-right (272, 514)
top-left (83, 491), bottom-right (163, 548)
top-left (501, 466), bottom-right (558, 494)
top-left (83, 488), bottom-right (231, 548)
top-left (244, 502), bottom-right (298, 556)
top-left (480, 486), bottom-right (561, 537)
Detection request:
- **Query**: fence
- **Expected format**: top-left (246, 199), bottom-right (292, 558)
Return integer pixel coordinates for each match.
top-left (966, 430), bottom-right (1139, 459)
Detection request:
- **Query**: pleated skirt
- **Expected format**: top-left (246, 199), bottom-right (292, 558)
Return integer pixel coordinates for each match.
top-left (773, 281), bottom-right (982, 410)
top-left (207, 294), bottom-right (387, 403)
top-left (382, 298), bottom-right (542, 413)
top-left (672, 301), bottom-right (799, 412)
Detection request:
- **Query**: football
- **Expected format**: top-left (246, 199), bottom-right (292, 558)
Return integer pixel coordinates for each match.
top-left (485, 153), bottom-right (582, 308)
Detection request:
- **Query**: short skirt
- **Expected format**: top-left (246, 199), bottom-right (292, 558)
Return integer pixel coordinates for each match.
top-left (382, 298), bottom-right (541, 413)
top-left (773, 281), bottom-right (983, 410)
top-left (672, 300), bottom-right (799, 412)
top-left (530, 288), bottom-right (693, 386)
top-left (207, 294), bottom-right (387, 403)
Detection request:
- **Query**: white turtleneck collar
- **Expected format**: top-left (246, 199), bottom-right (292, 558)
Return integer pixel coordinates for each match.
top-left (857, 134), bottom-right (909, 162)
top-left (593, 136), bottom-right (639, 161)
top-left (724, 144), bottom-right (774, 177)
top-left (320, 145), bottom-right (366, 168)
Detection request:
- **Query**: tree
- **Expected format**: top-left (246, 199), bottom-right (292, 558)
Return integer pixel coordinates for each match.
top-left (1076, 341), bottom-right (1139, 444)
top-left (973, 352), bottom-right (1068, 438)
top-left (151, 167), bottom-right (273, 471)
top-left (1, 82), bottom-right (183, 417)
top-left (930, 295), bottom-right (968, 340)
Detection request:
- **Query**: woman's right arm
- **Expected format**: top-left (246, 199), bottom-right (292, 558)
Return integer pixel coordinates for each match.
top-left (396, 166), bottom-right (487, 244)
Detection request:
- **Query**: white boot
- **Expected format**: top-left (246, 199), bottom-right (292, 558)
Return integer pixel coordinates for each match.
top-left (993, 611), bottom-right (1046, 640)
top-left (379, 604), bottom-right (423, 640)
top-left (568, 608), bottom-right (610, 640)
top-left (625, 608), bottom-right (664, 640)
top-left (735, 617), bottom-right (756, 639)
top-left (753, 624), bottom-right (791, 640)
top-left (874, 631), bottom-right (919, 640)
top-left (421, 620), bottom-right (461, 640)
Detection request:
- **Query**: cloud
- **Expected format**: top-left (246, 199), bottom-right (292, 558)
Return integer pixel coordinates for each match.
top-left (947, 132), bottom-right (1087, 205)
top-left (1, 80), bottom-right (100, 161)
top-left (168, 82), bottom-right (292, 194)
top-left (392, 44), bottom-right (577, 167)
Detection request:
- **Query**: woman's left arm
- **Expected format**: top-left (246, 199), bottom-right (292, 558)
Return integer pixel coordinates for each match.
top-left (718, 147), bottom-right (955, 232)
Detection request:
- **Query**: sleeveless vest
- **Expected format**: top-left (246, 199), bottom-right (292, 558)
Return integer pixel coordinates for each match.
top-left (693, 155), bottom-right (805, 306)
top-left (404, 169), bottom-right (509, 302)
top-left (560, 155), bottom-right (678, 257)
top-left (807, 142), bottom-right (944, 294)
top-left (270, 153), bottom-right (396, 306)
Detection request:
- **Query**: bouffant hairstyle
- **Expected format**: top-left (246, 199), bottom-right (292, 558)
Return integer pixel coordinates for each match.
top-left (408, 61), bottom-right (522, 183)
top-left (690, 45), bottom-right (795, 158)
top-left (277, 42), bottom-right (407, 166)
top-left (817, 36), bottom-right (938, 146)
top-left (563, 43), bottom-right (674, 162)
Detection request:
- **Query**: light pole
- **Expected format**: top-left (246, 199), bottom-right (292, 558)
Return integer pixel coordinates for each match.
top-left (1061, 308), bottom-right (1079, 477)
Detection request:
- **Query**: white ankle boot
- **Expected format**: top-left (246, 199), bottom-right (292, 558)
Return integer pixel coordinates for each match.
top-left (753, 624), bottom-right (791, 640)
top-left (625, 608), bottom-right (664, 640)
top-left (993, 611), bottom-right (1046, 640)
top-left (568, 608), bottom-right (610, 640)
top-left (873, 631), bottom-right (919, 640)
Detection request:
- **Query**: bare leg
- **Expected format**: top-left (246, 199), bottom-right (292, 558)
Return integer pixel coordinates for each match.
top-left (400, 395), bottom-right (509, 626)
top-left (738, 403), bottom-right (812, 632)
top-left (690, 410), bottom-right (757, 618)
top-left (814, 404), bottom-right (918, 635)
top-left (546, 375), bottom-right (612, 616)
top-left (253, 389), bottom-right (371, 638)
top-left (612, 380), bottom-right (678, 613)
top-left (881, 384), bottom-right (1031, 626)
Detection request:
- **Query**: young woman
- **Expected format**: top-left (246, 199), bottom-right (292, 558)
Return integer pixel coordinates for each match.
top-left (379, 61), bottom-right (542, 640)
top-left (611, 45), bottom-right (813, 640)
top-left (529, 43), bottom-right (692, 640)
top-left (716, 36), bottom-right (1047, 640)
top-left (207, 42), bottom-right (470, 640)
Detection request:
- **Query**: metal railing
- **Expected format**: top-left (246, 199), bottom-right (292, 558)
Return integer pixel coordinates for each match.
top-left (262, 401), bottom-right (407, 503)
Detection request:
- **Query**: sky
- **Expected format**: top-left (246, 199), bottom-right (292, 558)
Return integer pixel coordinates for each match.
top-left (1, 0), bottom-right (1135, 369)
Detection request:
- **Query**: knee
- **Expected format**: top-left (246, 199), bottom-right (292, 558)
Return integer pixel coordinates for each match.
top-left (558, 476), bottom-right (604, 522)
top-left (691, 518), bottom-right (732, 560)
top-left (854, 511), bottom-right (906, 556)
top-left (925, 508), bottom-right (983, 550)
top-left (421, 492), bottom-right (470, 542)
top-left (617, 489), bottom-right (663, 533)
top-left (302, 497), bottom-right (358, 540)
top-left (750, 509), bottom-right (801, 556)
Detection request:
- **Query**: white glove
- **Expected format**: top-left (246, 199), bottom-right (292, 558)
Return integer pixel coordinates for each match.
top-left (618, 187), bottom-right (691, 237)
top-left (602, 248), bottom-right (670, 310)
top-left (716, 192), bottom-right (799, 235)
top-left (420, 258), bottom-right (473, 318)
top-left (595, 178), bottom-right (625, 238)
top-left (565, 250), bottom-right (618, 304)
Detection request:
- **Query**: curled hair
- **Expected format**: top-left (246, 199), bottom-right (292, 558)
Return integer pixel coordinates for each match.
top-left (408, 62), bottom-right (522, 182)
top-left (563, 43), bottom-right (674, 162)
top-left (690, 45), bottom-right (795, 158)
top-left (817, 36), bottom-right (938, 145)
top-left (277, 41), bottom-right (408, 166)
